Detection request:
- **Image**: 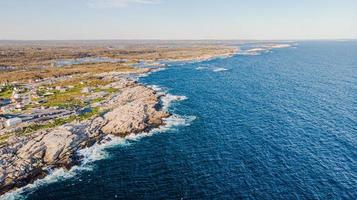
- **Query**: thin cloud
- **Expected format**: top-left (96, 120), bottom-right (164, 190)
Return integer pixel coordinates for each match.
top-left (87, 0), bottom-right (161, 8)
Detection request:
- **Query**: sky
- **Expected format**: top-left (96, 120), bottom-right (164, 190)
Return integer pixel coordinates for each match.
top-left (0, 0), bottom-right (356, 40)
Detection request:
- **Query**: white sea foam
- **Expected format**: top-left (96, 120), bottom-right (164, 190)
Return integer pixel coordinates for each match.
top-left (247, 47), bottom-right (266, 52)
top-left (1, 168), bottom-right (77, 200)
top-left (213, 68), bottom-right (228, 72)
top-left (148, 84), bottom-right (166, 93)
top-left (148, 85), bottom-right (188, 111)
top-left (161, 94), bottom-right (188, 110)
top-left (125, 114), bottom-right (196, 141)
top-left (195, 66), bottom-right (207, 70)
top-left (271, 44), bottom-right (291, 49)
top-left (236, 43), bottom-right (294, 56)
top-left (137, 67), bottom-right (166, 79)
top-left (1, 136), bottom-right (127, 200)
top-left (152, 67), bottom-right (166, 72)
top-left (78, 136), bottom-right (128, 166)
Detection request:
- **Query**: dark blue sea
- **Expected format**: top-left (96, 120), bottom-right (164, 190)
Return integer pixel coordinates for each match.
top-left (8, 41), bottom-right (357, 199)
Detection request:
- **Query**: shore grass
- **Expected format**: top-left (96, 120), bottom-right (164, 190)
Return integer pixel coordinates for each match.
top-left (19, 107), bottom-right (101, 136)
top-left (0, 85), bottom-right (13, 98)
top-left (43, 85), bottom-right (85, 109)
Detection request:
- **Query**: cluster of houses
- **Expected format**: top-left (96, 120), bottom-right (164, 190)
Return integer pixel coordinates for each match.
top-left (0, 85), bottom-right (27, 113)
top-left (0, 80), bottom-right (100, 132)
top-left (0, 83), bottom-right (80, 131)
top-left (0, 85), bottom-right (25, 130)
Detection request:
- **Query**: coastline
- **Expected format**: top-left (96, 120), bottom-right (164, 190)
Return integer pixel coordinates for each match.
top-left (0, 75), bottom-right (169, 196)
top-left (0, 49), bottom-right (235, 197)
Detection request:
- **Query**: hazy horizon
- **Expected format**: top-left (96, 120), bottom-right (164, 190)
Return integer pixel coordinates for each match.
top-left (0, 0), bottom-right (356, 40)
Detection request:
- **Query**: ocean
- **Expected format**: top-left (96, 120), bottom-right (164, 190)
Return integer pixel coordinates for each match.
top-left (4, 41), bottom-right (357, 199)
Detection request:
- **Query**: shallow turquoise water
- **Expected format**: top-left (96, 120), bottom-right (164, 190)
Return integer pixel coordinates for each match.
top-left (17, 41), bottom-right (357, 199)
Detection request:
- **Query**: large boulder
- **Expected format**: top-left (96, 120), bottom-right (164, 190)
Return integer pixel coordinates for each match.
top-left (101, 85), bottom-right (169, 136)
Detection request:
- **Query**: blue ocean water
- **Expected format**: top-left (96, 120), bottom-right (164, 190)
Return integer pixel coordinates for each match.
top-left (12, 41), bottom-right (357, 199)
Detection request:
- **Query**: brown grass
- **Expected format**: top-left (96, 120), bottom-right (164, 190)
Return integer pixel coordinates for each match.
top-left (0, 63), bottom-right (136, 84)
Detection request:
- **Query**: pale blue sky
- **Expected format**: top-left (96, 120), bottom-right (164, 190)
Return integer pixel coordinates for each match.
top-left (0, 0), bottom-right (356, 40)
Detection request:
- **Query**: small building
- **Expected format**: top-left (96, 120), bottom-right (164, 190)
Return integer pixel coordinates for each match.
top-left (44, 92), bottom-right (54, 97)
top-left (81, 87), bottom-right (91, 94)
top-left (55, 86), bottom-right (67, 93)
top-left (55, 86), bottom-right (63, 90)
top-left (12, 93), bottom-right (21, 100)
top-left (15, 103), bottom-right (24, 110)
top-left (5, 117), bottom-right (22, 127)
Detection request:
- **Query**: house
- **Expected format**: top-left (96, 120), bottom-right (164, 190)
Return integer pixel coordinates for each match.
top-left (15, 103), bottom-right (24, 110)
top-left (12, 93), bottom-right (21, 101)
top-left (55, 86), bottom-right (67, 93)
top-left (44, 92), bottom-right (54, 97)
top-left (55, 86), bottom-right (63, 90)
top-left (5, 117), bottom-right (22, 127)
top-left (81, 87), bottom-right (91, 94)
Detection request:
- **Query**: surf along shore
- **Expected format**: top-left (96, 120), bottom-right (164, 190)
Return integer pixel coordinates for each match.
top-left (0, 41), bottom-right (237, 195)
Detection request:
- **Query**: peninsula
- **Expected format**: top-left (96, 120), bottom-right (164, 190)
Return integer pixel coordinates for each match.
top-left (0, 41), bottom-right (236, 195)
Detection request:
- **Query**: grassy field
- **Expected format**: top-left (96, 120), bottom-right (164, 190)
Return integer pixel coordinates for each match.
top-left (0, 85), bottom-right (13, 98)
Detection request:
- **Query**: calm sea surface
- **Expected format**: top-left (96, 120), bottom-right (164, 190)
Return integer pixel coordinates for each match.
top-left (12, 41), bottom-right (357, 199)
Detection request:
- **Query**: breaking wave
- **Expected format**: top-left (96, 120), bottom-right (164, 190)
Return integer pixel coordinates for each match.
top-left (149, 84), bottom-right (188, 111)
top-left (0, 135), bottom-right (129, 200)
top-left (1, 136), bottom-right (127, 200)
top-left (213, 68), bottom-right (228, 72)
top-left (125, 115), bottom-right (196, 141)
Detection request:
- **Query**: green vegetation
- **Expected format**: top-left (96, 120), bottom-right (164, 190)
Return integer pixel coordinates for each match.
top-left (105, 88), bottom-right (119, 93)
top-left (92, 97), bottom-right (105, 103)
top-left (20, 107), bottom-right (101, 135)
top-left (36, 88), bottom-right (48, 97)
top-left (0, 85), bottom-right (14, 98)
top-left (42, 84), bottom-right (86, 109)
top-left (0, 134), bottom-right (11, 146)
top-left (40, 77), bottom-right (118, 109)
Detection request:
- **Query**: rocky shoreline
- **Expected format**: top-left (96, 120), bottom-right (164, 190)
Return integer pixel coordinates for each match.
top-left (0, 75), bottom-right (170, 195)
top-left (0, 48), bottom-right (239, 196)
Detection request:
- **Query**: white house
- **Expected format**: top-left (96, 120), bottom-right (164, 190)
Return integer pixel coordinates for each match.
top-left (81, 87), bottom-right (91, 94)
top-left (5, 117), bottom-right (22, 127)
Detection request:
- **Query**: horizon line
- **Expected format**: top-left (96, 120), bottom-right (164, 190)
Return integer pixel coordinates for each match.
top-left (0, 38), bottom-right (356, 42)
